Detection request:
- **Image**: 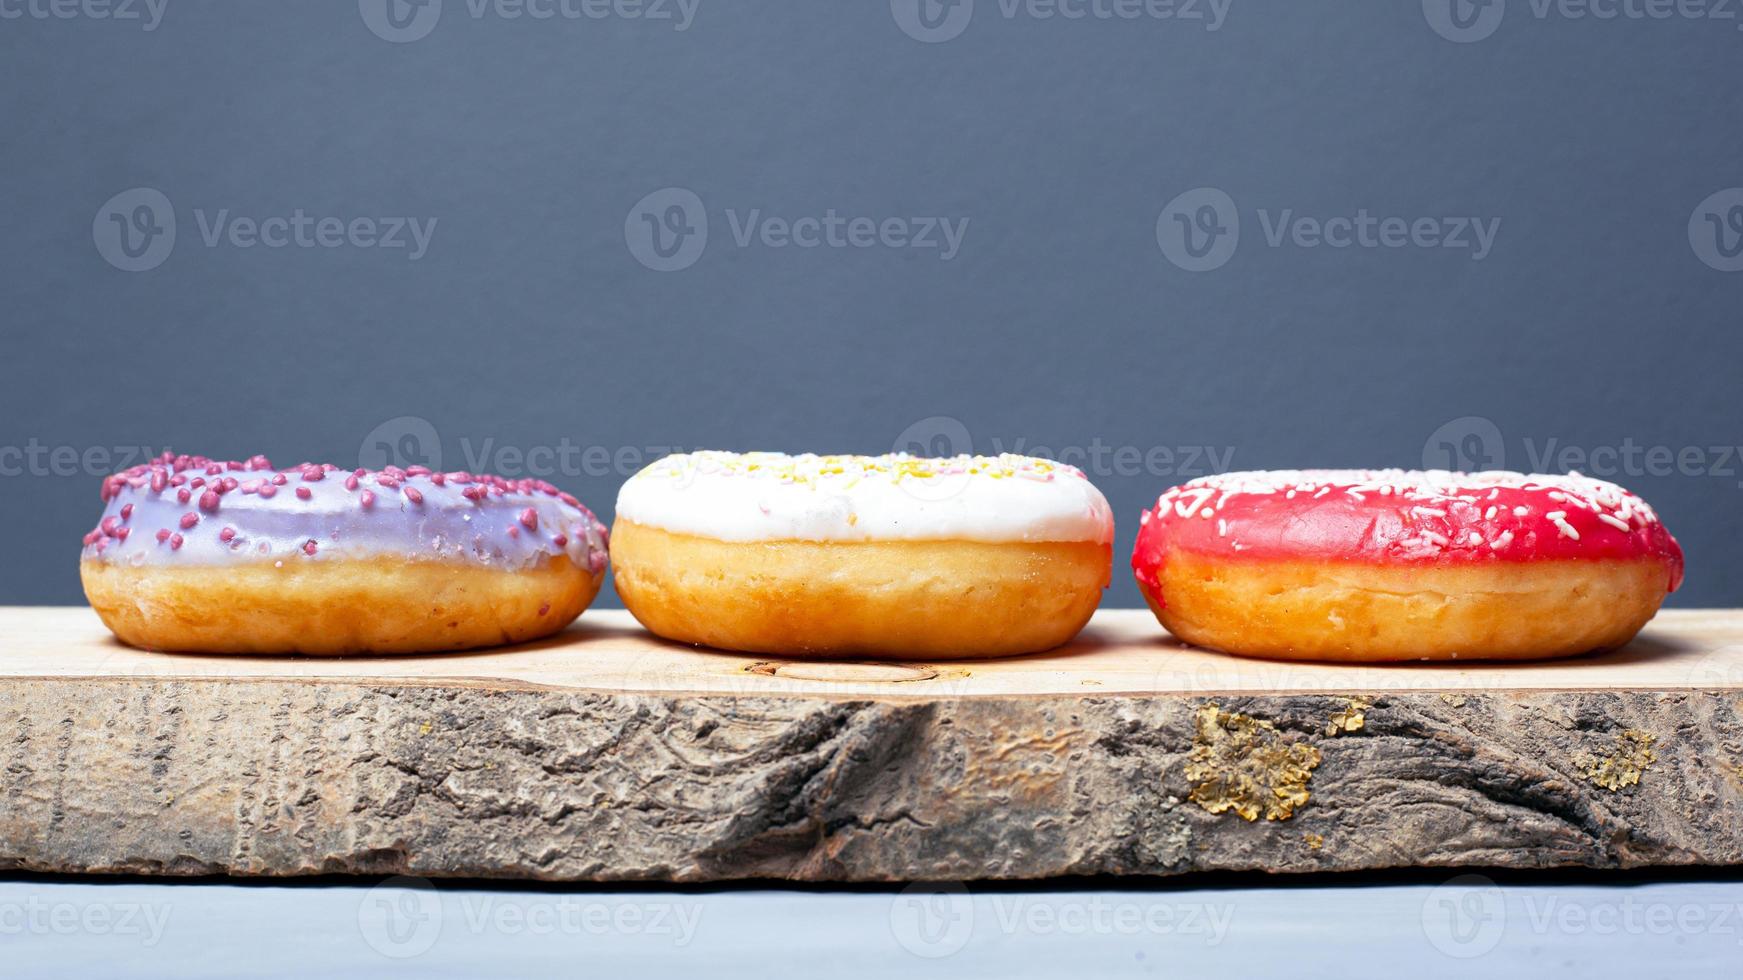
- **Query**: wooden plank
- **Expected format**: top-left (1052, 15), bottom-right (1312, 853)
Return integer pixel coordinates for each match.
top-left (1, 607), bottom-right (1740, 882)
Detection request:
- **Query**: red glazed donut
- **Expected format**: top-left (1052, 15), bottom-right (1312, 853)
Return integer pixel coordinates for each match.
top-left (1132, 470), bottom-right (1683, 662)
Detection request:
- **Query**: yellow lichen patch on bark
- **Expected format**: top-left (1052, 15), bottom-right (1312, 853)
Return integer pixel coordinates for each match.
top-left (1580, 729), bottom-right (1657, 791)
top-left (1185, 704), bottom-right (1322, 821)
top-left (1325, 698), bottom-right (1370, 735)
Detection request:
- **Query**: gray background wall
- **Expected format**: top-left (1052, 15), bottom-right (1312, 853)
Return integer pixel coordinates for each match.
top-left (3, 0), bottom-right (1739, 608)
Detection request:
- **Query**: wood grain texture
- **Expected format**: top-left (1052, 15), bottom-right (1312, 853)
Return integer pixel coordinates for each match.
top-left (2, 608), bottom-right (1742, 882)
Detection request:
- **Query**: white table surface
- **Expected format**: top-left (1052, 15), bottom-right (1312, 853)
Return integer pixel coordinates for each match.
top-left (3, 874), bottom-right (1740, 977)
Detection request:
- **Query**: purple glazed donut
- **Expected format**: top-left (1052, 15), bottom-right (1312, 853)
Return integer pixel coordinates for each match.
top-left (81, 452), bottom-right (609, 654)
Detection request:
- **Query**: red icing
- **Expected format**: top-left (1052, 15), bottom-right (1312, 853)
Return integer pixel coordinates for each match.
top-left (1132, 470), bottom-right (1684, 605)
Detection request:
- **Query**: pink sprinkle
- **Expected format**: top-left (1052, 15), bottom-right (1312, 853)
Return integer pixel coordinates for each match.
top-left (199, 489), bottom-right (220, 512)
top-left (190, 477), bottom-right (205, 489)
top-left (345, 474), bottom-right (359, 491)
top-left (155, 529), bottom-right (170, 543)
top-left (114, 527), bottom-right (129, 541)
top-left (537, 602), bottom-right (551, 616)
top-left (552, 534), bottom-right (567, 548)
top-left (176, 487), bottom-right (191, 504)
top-left (461, 486), bottom-right (486, 502)
top-left (179, 512), bottom-right (199, 529)
top-left (240, 480), bottom-right (262, 495)
top-left (360, 490), bottom-right (376, 510)
top-left (519, 508), bottom-right (538, 531)
top-left (404, 486), bottom-right (424, 505)
top-left (150, 471), bottom-right (166, 493)
top-left (218, 527), bottom-right (236, 542)
top-left (258, 484), bottom-right (277, 499)
top-left (120, 503), bottom-right (133, 520)
top-left (507, 526), bottom-right (520, 539)
top-left (430, 473), bottom-right (446, 486)
top-left (218, 477), bottom-right (239, 494)
top-left (302, 539), bottom-right (318, 556)
top-left (169, 533), bottom-right (183, 550)
top-left (295, 486), bottom-right (312, 500)
top-left (270, 473), bottom-right (287, 486)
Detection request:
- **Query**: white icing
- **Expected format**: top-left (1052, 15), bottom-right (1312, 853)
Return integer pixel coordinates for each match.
top-left (616, 452), bottom-right (1115, 544)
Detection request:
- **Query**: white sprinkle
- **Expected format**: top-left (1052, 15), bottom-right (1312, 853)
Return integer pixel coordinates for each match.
top-left (1548, 512), bottom-right (1580, 540)
top-left (1218, 519), bottom-right (1228, 537)
top-left (1412, 507), bottom-right (1447, 518)
top-left (1467, 531), bottom-right (1482, 545)
top-left (1490, 530), bottom-right (1514, 549)
top-left (1513, 506), bottom-right (1530, 517)
top-left (1597, 513), bottom-right (1631, 532)
top-left (1484, 506), bottom-right (1497, 520)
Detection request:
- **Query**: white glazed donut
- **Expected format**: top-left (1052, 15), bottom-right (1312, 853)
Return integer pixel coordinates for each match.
top-left (612, 451), bottom-right (1115, 658)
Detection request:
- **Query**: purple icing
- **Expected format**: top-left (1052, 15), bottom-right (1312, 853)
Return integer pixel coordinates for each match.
top-left (82, 454), bottom-right (609, 573)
